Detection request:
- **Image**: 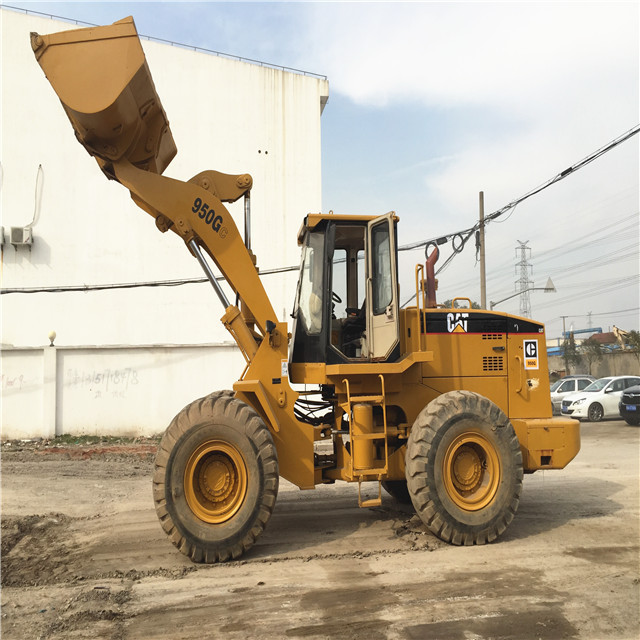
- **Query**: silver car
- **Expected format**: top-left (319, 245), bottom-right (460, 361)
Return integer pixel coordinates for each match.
top-left (550, 375), bottom-right (595, 415)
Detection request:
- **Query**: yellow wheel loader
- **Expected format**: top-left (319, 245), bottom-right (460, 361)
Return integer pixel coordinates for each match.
top-left (33, 18), bottom-right (580, 562)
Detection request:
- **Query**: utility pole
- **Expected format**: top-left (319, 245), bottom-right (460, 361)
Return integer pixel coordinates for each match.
top-left (479, 191), bottom-right (487, 308)
top-left (515, 241), bottom-right (533, 317)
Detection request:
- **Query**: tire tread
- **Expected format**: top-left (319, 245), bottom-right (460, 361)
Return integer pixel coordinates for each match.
top-left (152, 390), bottom-right (278, 563)
top-left (406, 391), bottom-right (523, 546)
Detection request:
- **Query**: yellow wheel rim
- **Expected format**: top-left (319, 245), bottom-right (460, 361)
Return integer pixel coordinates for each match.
top-left (184, 440), bottom-right (248, 524)
top-left (442, 431), bottom-right (501, 511)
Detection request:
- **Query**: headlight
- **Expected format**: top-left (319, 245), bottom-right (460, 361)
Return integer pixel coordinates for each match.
top-left (573, 398), bottom-right (586, 406)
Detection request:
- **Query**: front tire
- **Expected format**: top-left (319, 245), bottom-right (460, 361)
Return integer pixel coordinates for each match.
top-left (587, 403), bottom-right (604, 422)
top-left (405, 391), bottom-right (523, 545)
top-left (153, 392), bottom-right (278, 563)
top-left (623, 416), bottom-right (640, 426)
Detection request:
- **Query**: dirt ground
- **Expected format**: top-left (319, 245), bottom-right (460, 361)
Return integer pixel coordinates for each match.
top-left (1, 420), bottom-right (638, 640)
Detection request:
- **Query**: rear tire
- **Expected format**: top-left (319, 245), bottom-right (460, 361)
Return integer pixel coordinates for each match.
top-left (406, 390), bottom-right (523, 545)
top-left (153, 391), bottom-right (278, 563)
top-left (382, 480), bottom-right (412, 504)
top-left (587, 403), bottom-right (604, 422)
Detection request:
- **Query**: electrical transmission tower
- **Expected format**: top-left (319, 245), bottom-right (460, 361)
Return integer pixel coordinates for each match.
top-left (515, 240), bottom-right (533, 317)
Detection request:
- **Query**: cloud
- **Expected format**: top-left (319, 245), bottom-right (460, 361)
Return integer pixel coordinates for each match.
top-left (302, 3), bottom-right (637, 113)
top-left (12, 0), bottom-right (635, 331)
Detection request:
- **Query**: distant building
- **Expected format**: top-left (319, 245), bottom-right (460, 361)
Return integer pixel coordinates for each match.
top-left (589, 332), bottom-right (619, 349)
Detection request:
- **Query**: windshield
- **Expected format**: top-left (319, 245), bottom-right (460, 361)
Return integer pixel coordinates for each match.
top-left (550, 380), bottom-right (563, 391)
top-left (583, 378), bottom-right (612, 392)
top-left (294, 231), bottom-right (325, 335)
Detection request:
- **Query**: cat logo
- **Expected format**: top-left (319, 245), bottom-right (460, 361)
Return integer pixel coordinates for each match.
top-left (523, 339), bottom-right (539, 370)
top-left (447, 312), bottom-right (469, 333)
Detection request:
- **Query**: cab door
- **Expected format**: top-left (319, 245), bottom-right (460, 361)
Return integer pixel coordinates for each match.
top-left (366, 213), bottom-right (399, 360)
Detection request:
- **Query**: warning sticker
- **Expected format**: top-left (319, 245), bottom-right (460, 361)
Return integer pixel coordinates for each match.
top-left (523, 339), bottom-right (539, 370)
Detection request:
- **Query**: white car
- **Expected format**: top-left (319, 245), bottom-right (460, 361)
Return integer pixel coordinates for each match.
top-left (561, 375), bottom-right (640, 422)
top-left (550, 375), bottom-right (595, 414)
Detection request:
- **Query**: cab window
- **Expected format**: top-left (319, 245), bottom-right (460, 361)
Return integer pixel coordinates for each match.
top-left (371, 223), bottom-right (392, 315)
top-left (296, 232), bottom-right (324, 335)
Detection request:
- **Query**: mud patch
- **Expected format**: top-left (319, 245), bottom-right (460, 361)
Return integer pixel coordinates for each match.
top-left (392, 514), bottom-right (445, 551)
top-left (292, 582), bottom-right (397, 639)
top-left (1, 437), bottom-right (159, 465)
top-left (41, 583), bottom-right (132, 640)
top-left (1, 513), bottom-right (68, 555)
top-left (397, 567), bottom-right (578, 639)
top-left (565, 545), bottom-right (640, 566)
top-left (1, 514), bottom-right (75, 587)
top-left (36, 444), bottom-right (157, 461)
top-left (286, 619), bottom-right (389, 639)
top-left (404, 608), bottom-right (578, 639)
top-left (402, 566), bottom-right (559, 603)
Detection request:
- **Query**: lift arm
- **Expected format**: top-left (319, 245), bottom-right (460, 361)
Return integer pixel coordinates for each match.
top-left (32, 16), bottom-right (317, 490)
top-left (31, 16), bottom-right (278, 357)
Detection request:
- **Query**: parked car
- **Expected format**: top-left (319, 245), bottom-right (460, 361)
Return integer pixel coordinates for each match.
top-left (561, 375), bottom-right (640, 422)
top-left (550, 375), bottom-right (596, 414)
top-left (619, 384), bottom-right (640, 426)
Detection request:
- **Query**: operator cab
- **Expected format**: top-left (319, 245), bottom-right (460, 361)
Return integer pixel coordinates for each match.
top-left (290, 212), bottom-right (400, 366)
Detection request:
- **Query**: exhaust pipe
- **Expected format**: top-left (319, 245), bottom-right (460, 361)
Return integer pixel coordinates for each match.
top-left (425, 244), bottom-right (439, 308)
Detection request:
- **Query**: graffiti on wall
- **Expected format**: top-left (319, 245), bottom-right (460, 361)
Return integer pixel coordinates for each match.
top-left (66, 367), bottom-right (139, 400)
top-left (1, 374), bottom-right (25, 390)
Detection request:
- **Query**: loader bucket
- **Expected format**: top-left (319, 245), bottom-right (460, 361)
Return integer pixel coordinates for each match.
top-left (32, 16), bottom-right (176, 176)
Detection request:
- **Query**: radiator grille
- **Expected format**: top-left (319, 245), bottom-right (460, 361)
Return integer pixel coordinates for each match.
top-left (482, 333), bottom-right (504, 340)
top-left (482, 356), bottom-right (504, 371)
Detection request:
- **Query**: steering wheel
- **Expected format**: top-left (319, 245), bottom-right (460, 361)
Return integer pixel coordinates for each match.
top-left (332, 291), bottom-right (342, 304)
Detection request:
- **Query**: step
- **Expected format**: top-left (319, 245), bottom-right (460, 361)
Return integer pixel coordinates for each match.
top-left (352, 394), bottom-right (385, 403)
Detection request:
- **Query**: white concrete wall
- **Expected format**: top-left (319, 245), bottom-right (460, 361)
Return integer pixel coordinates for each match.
top-left (0, 9), bottom-right (329, 438)
top-left (1, 344), bottom-right (245, 439)
top-left (1, 9), bottom-right (329, 348)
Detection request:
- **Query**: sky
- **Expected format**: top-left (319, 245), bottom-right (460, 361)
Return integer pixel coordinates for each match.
top-left (4, 0), bottom-right (639, 338)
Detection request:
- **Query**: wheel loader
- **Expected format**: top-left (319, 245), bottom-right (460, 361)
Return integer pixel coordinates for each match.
top-left (32, 17), bottom-right (580, 562)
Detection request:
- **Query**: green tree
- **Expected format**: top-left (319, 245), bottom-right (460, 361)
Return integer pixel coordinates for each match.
top-left (627, 330), bottom-right (640, 367)
top-left (580, 336), bottom-right (603, 375)
top-left (442, 299), bottom-right (481, 309)
top-left (562, 332), bottom-right (582, 375)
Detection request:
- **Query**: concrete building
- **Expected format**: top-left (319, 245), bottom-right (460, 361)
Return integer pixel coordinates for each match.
top-left (1, 8), bottom-right (329, 439)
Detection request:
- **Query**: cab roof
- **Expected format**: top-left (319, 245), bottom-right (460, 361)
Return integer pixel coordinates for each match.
top-left (297, 212), bottom-right (399, 245)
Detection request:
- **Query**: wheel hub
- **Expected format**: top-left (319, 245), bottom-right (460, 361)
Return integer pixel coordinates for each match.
top-left (184, 440), bottom-right (248, 524)
top-left (199, 456), bottom-right (236, 502)
top-left (443, 430), bottom-right (501, 511)
top-left (451, 446), bottom-right (483, 492)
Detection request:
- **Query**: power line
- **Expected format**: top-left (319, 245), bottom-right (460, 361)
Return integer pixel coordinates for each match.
top-left (484, 125), bottom-right (640, 225)
top-left (442, 209), bottom-right (639, 295)
top-left (3, 126), bottom-right (638, 296)
top-left (579, 307), bottom-right (639, 318)
top-left (486, 245), bottom-right (639, 300)
top-left (0, 264), bottom-right (297, 295)
top-left (542, 307), bottom-right (640, 327)
top-left (532, 275), bottom-right (639, 312)
top-left (398, 125), bottom-right (640, 256)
